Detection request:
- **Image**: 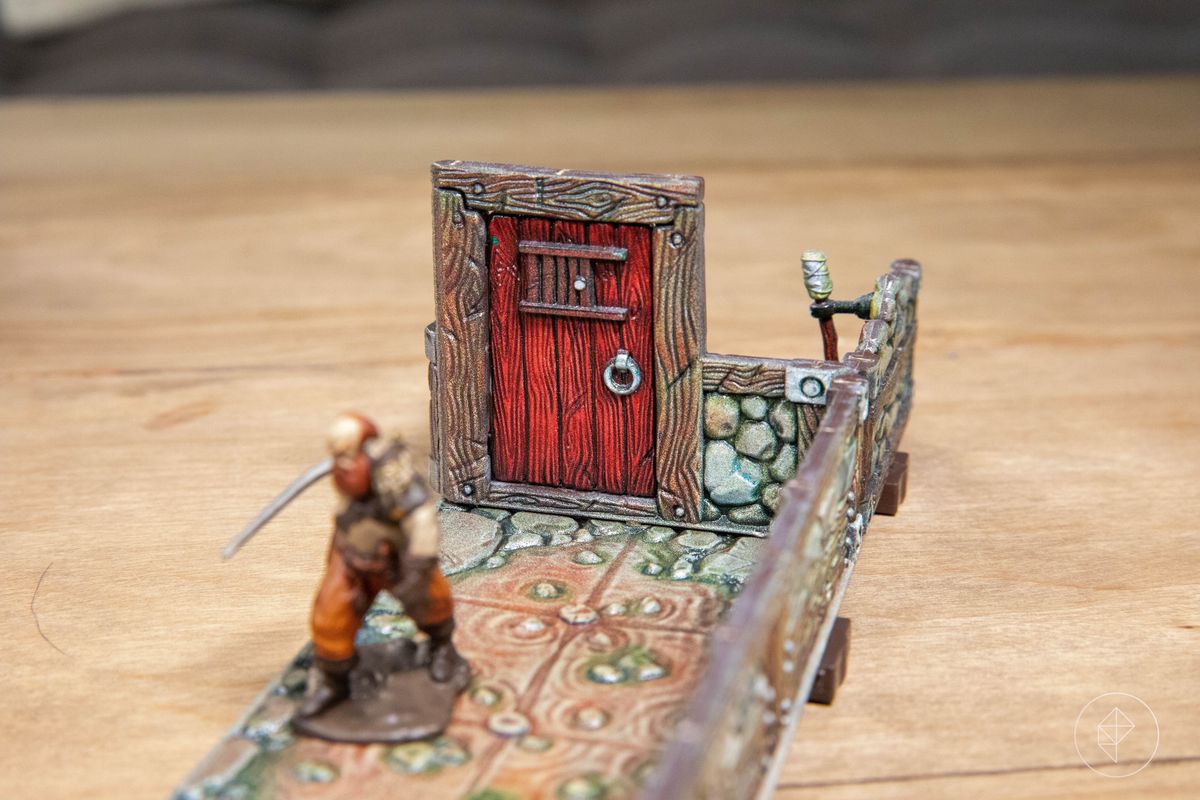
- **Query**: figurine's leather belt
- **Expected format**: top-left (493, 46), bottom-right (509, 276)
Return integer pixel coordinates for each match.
top-left (335, 546), bottom-right (395, 575)
top-left (333, 531), bottom-right (404, 576)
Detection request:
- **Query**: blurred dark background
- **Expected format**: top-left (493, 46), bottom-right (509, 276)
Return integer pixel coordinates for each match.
top-left (1, 0), bottom-right (1198, 95)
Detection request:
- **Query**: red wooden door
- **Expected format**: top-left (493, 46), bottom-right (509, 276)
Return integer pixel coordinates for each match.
top-left (488, 215), bottom-right (655, 496)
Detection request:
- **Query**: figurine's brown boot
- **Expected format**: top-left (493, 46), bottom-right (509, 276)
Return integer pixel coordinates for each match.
top-left (425, 620), bottom-right (466, 683)
top-left (297, 654), bottom-right (356, 718)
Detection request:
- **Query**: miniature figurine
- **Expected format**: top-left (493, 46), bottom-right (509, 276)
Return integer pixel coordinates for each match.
top-left (223, 412), bottom-right (469, 743)
top-left (305, 413), bottom-right (464, 711)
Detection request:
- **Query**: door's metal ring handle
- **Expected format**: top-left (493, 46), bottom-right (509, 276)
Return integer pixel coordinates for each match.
top-left (603, 349), bottom-right (642, 396)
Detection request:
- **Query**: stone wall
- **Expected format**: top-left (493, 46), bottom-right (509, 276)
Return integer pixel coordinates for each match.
top-left (701, 392), bottom-right (824, 529)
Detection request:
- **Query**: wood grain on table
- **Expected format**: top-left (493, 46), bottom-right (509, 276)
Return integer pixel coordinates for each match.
top-left (1, 77), bottom-right (1197, 799)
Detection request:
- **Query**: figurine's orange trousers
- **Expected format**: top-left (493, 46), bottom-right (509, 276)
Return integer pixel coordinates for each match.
top-left (310, 547), bottom-right (453, 662)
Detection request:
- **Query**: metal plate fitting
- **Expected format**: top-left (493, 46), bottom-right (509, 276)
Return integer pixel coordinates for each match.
top-left (784, 364), bottom-right (851, 406)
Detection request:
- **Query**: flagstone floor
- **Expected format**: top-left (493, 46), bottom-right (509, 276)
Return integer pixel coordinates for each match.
top-left (178, 507), bottom-right (763, 800)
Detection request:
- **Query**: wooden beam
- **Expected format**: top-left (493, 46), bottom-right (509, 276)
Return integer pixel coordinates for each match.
top-left (432, 160), bottom-right (703, 225)
top-left (485, 481), bottom-right (659, 518)
top-left (517, 240), bottom-right (628, 261)
top-left (652, 205), bottom-right (706, 523)
top-left (701, 353), bottom-right (834, 396)
top-left (518, 300), bottom-right (628, 322)
top-left (431, 188), bottom-right (490, 502)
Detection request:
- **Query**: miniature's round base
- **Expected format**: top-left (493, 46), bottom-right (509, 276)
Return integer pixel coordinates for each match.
top-left (292, 640), bottom-right (470, 744)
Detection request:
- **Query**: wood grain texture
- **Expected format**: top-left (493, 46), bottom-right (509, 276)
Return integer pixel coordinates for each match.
top-left (538, 245), bottom-right (555, 303)
top-left (517, 240), bottom-right (627, 261)
top-left (426, 323), bottom-right (440, 490)
top-left (652, 205), bottom-right (707, 522)
top-left (486, 481), bottom-right (659, 518)
top-left (796, 403), bottom-right (825, 455)
top-left (518, 217), bottom-right (561, 488)
top-left (432, 160), bottom-right (703, 224)
top-left (491, 213), bottom-right (655, 499)
top-left (620, 223), bottom-right (656, 496)
top-left (590, 222), bottom-right (628, 495)
top-left (554, 220), bottom-right (598, 491)
top-left (702, 353), bottom-right (832, 396)
top-left (517, 300), bottom-right (628, 322)
top-left (487, 215), bottom-right (525, 483)
top-left (427, 361), bottom-right (441, 491)
top-left (2, 78), bottom-right (1198, 800)
top-left (432, 188), bottom-right (490, 502)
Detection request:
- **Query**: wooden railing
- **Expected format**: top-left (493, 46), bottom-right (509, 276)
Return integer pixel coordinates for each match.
top-left (643, 260), bottom-right (920, 799)
top-left (845, 259), bottom-right (921, 521)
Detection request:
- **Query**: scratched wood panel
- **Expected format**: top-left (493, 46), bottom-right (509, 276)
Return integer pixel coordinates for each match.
top-left (652, 205), bottom-right (706, 523)
top-left (432, 188), bottom-right (490, 502)
top-left (486, 481), bottom-right (660, 518)
top-left (487, 215), bottom-right (525, 483)
top-left (554, 220), bottom-right (598, 491)
top-left (432, 160), bottom-right (704, 225)
top-left (589, 222), bottom-right (628, 495)
top-left (519, 216), bottom-right (562, 487)
top-left (620, 223), bottom-right (656, 496)
top-left (424, 323), bottom-right (441, 491)
top-left (796, 404), bottom-right (824, 454)
top-left (427, 362), bottom-right (440, 491)
top-left (539, 252), bottom-right (555, 303)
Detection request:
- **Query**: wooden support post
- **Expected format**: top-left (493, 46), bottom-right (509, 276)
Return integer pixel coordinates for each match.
top-left (875, 451), bottom-right (909, 516)
top-left (809, 617), bottom-right (851, 705)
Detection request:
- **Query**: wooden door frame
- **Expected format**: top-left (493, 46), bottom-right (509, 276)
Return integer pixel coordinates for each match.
top-left (429, 160), bottom-right (707, 524)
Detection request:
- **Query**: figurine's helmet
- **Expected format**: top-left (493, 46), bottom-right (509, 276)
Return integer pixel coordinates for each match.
top-left (327, 412), bottom-right (379, 458)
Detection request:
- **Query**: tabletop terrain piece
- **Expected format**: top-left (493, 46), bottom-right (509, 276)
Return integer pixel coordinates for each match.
top-left (180, 162), bottom-right (921, 800)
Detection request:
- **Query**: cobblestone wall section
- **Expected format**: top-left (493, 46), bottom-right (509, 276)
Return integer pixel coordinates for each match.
top-left (701, 392), bottom-right (824, 528)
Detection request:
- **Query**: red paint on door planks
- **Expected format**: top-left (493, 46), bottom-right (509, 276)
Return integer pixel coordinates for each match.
top-left (487, 215), bottom-right (525, 482)
top-left (490, 215), bottom-right (655, 496)
top-left (591, 223), bottom-right (629, 495)
top-left (621, 225), bottom-right (656, 496)
top-left (520, 217), bottom-right (562, 487)
top-left (555, 220), bottom-right (598, 490)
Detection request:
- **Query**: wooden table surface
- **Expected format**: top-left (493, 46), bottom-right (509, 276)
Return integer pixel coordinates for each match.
top-left (1, 76), bottom-right (1197, 800)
